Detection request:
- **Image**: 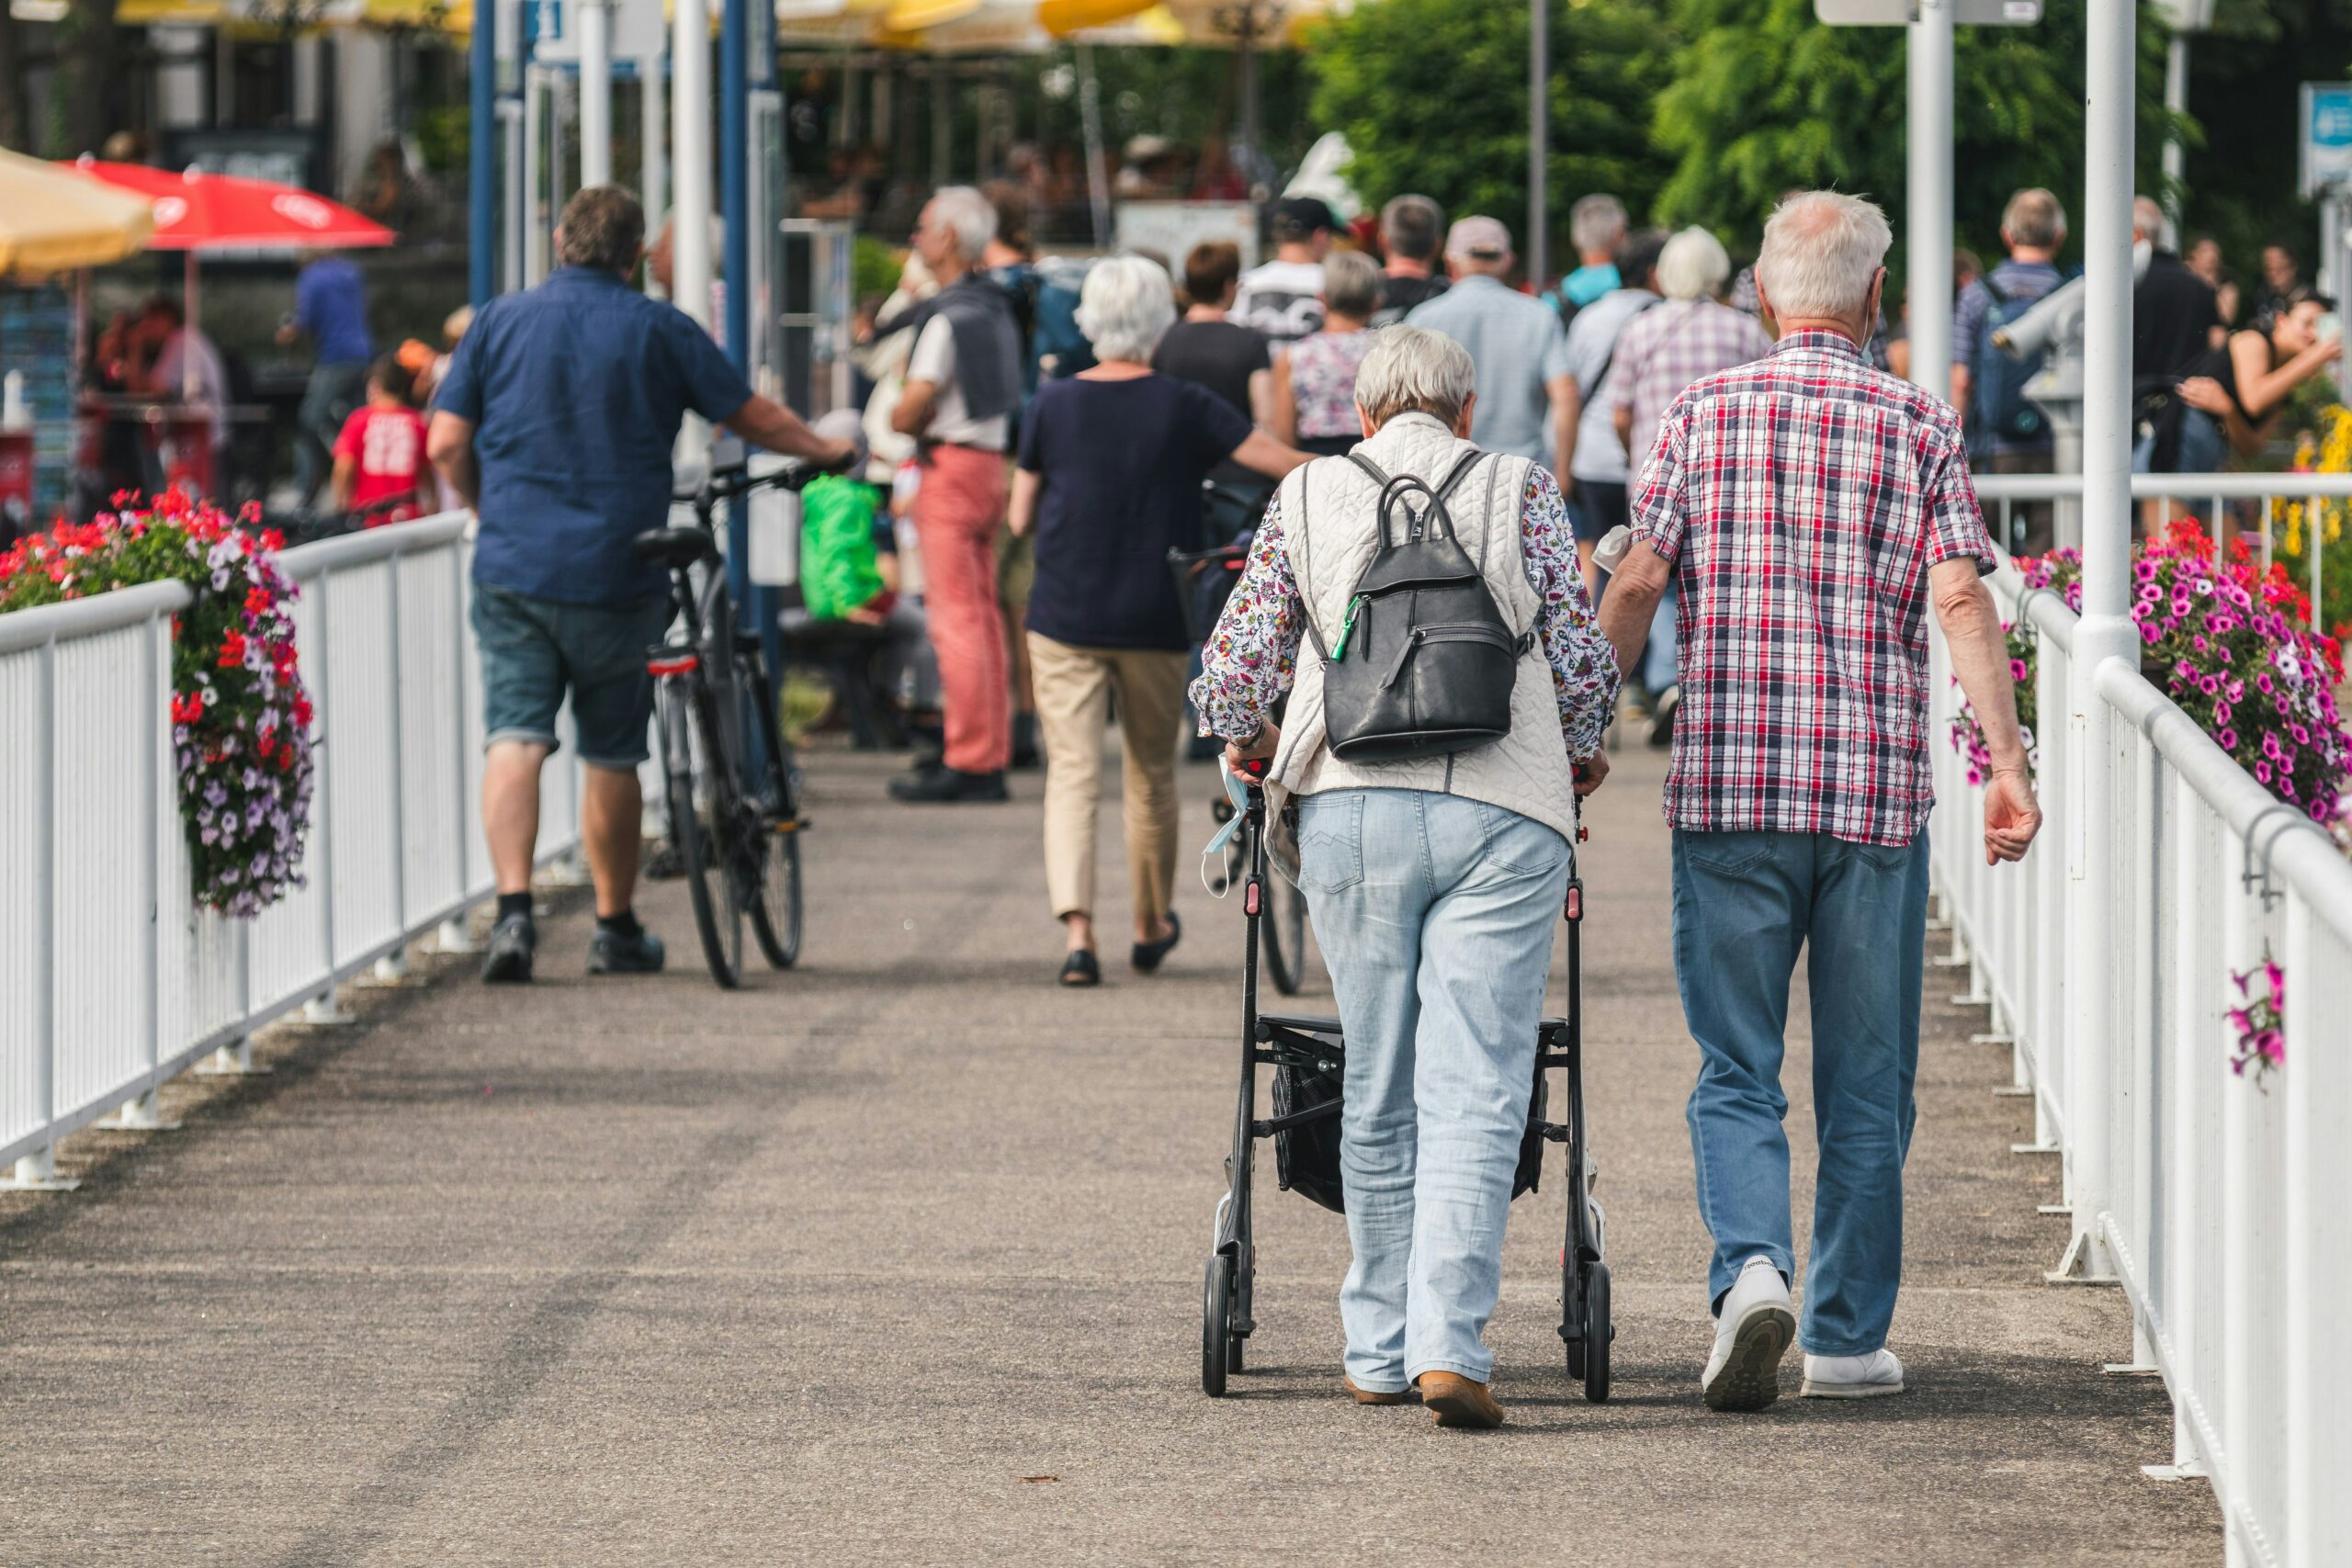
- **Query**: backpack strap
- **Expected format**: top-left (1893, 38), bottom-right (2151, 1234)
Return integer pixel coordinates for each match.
top-left (1291, 462), bottom-right (1333, 662)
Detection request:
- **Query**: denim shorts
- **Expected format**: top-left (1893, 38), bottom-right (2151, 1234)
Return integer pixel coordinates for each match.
top-left (470, 583), bottom-right (673, 769)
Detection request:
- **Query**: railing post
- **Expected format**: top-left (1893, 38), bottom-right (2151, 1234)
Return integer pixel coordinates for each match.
top-left (102, 610), bottom-right (179, 1132)
top-left (5, 638), bottom-right (75, 1190)
top-left (304, 565), bottom-right (351, 1024)
top-left (373, 554), bottom-right (411, 985)
top-left (438, 539), bottom-right (477, 955)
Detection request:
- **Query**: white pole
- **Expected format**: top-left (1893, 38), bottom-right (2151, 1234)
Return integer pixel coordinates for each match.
top-left (2161, 31), bottom-right (2188, 215)
top-left (2064, 0), bottom-right (2140, 1284)
top-left (673, 0), bottom-right (713, 331)
top-left (1906, 0), bottom-right (1954, 402)
top-left (580, 0), bottom-right (612, 189)
top-left (641, 48), bottom-right (667, 288)
top-left (524, 64), bottom-right (549, 286)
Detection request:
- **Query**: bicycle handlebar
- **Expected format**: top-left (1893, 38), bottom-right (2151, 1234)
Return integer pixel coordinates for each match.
top-left (673, 455), bottom-right (848, 507)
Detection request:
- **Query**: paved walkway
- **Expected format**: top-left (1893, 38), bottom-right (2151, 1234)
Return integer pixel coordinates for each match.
top-left (1, 744), bottom-right (2219, 1564)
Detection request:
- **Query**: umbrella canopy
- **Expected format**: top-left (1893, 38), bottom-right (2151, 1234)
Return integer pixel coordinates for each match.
top-left (0, 148), bottom-right (156, 278)
top-left (61, 161), bottom-right (397, 252)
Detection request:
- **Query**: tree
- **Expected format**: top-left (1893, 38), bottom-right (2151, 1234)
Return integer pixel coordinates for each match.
top-left (58, 0), bottom-right (122, 162)
top-left (0, 2), bottom-right (26, 152)
top-left (1307, 0), bottom-right (1676, 261)
top-left (1653, 0), bottom-right (2178, 275)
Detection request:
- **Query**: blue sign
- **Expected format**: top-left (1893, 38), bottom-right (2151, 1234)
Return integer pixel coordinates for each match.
top-left (2302, 83), bottom-right (2352, 196)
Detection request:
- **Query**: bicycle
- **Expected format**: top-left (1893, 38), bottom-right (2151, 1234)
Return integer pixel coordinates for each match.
top-left (635, 458), bottom-right (817, 987)
top-left (1168, 539), bottom-right (1311, 997)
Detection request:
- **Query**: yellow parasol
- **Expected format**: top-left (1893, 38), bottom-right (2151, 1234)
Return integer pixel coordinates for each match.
top-left (0, 147), bottom-right (157, 279)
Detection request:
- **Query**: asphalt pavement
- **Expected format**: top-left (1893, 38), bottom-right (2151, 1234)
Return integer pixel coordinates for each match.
top-left (0, 740), bottom-right (2221, 1565)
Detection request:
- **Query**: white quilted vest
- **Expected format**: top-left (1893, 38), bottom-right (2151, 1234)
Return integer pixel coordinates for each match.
top-left (1269, 412), bottom-right (1579, 846)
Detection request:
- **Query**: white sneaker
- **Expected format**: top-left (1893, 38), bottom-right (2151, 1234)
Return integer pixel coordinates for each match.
top-left (1801, 1348), bottom-right (1905, 1398)
top-left (1701, 1256), bottom-right (1796, 1412)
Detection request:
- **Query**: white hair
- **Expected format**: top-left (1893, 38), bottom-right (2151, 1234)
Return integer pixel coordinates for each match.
top-left (1654, 226), bottom-right (1734, 302)
top-left (1075, 254), bottom-right (1177, 364)
top-left (927, 186), bottom-right (997, 264)
top-left (1352, 325), bottom-right (1476, 428)
top-left (1570, 193), bottom-right (1628, 254)
top-left (1754, 193), bottom-right (1891, 318)
top-left (2132, 195), bottom-right (2175, 250)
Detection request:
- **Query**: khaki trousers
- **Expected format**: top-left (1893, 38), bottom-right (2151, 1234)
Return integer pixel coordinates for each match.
top-left (1028, 632), bottom-right (1189, 926)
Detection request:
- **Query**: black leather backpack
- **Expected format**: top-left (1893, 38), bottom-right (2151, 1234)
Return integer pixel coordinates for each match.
top-left (1305, 450), bottom-right (1529, 764)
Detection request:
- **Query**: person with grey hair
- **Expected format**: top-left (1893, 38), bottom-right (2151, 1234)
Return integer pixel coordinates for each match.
top-left (1193, 324), bottom-right (1618, 1427)
top-left (1556, 192), bottom-right (1631, 318)
top-left (1601, 225), bottom-right (1772, 741)
top-left (1597, 190), bottom-right (2040, 1413)
top-left (1951, 187), bottom-right (2067, 550)
top-left (1405, 215), bottom-right (1577, 473)
top-left (1009, 254), bottom-right (1306, 987)
top-left (1373, 194), bottom-right (1448, 325)
top-left (1274, 248), bottom-right (1384, 457)
top-left (887, 186), bottom-right (1028, 803)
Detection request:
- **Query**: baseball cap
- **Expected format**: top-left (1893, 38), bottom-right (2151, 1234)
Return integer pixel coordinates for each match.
top-left (1271, 195), bottom-right (1340, 236)
top-left (1445, 215), bottom-right (1513, 259)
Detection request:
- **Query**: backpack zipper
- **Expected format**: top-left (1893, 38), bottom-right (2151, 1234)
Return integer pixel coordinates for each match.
top-left (1377, 623), bottom-right (1516, 690)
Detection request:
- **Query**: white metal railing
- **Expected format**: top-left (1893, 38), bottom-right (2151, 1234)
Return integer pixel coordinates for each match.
top-left (1932, 472), bottom-right (2352, 1567)
top-left (0, 512), bottom-right (582, 1189)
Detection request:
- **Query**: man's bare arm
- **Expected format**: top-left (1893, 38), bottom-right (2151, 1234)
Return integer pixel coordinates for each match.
top-left (1596, 537), bottom-right (1670, 679)
top-left (1548, 373), bottom-right (1577, 489)
top-left (426, 412), bottom-right (480, 510)
top-left (723, 395), bottom-right (859, 468)
top-left (890, 378), bottom-right (939, 439)
top-left (1931, 556), bottom-right (2042, 864)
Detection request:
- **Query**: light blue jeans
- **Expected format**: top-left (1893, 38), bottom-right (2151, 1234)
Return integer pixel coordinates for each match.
top-left (1671, 828), bottom-right (1930, 1357)
top-left (1295, 788), bottom-right (1571, 1392)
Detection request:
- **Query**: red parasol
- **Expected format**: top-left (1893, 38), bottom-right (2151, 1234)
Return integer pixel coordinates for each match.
top-left (62, 160), bottom-right (396, 252)
top-left (62, 160), bottom-right (395, 404)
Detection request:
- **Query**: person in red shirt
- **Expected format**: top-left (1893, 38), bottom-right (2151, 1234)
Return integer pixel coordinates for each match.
top-left (331, 354), bottom-right (434, 524)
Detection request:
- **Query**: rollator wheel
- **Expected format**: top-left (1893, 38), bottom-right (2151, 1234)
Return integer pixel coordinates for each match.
top-left (1563, 1247), bottom-right (1586, 1381)
top-left (1202, 1254), bottom-right (1232, 1398)
top-left (1582, 1261), bottom-right (1612, 1404)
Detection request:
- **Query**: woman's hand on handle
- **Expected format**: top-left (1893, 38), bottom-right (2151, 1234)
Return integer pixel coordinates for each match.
top-left (1572, 752), bottom-right (1609, 796)
top-left (1223, 722), bottom-right (1280, 773)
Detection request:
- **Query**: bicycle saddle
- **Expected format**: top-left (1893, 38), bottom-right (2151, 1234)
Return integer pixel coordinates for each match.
top-left (632, 527), bottom-right (718, 568)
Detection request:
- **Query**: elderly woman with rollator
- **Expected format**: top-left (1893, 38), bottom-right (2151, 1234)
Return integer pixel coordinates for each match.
top-left (1600, 191), bottom-right (2041, 1412)
top-left (1193, 326), bottom-right (1619, 1428)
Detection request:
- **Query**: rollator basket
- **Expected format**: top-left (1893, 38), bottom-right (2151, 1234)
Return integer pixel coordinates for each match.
top-left (1271, 1043), bottom-right (1548, 1214)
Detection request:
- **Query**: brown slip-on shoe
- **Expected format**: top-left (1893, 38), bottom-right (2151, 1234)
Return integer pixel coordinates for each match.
top-left (1343, 1374), bottom-right (1415, 1405)
top-left (1416, 1371), bottom-right (1505, 1428)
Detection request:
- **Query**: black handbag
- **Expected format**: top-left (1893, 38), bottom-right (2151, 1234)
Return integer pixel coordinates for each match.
top-left (1306, 450), bottom-right (1529, 764)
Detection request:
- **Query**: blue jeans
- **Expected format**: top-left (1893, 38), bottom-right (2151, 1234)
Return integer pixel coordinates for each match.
top-left (1671, 827), bottom-right (1929, 1357)
top-left (1295, 788), bottom-right (1571, 1391)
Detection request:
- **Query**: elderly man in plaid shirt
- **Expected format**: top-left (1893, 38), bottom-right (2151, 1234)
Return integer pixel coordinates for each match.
top-left (1600, 192), bottom-right (2042, 1413)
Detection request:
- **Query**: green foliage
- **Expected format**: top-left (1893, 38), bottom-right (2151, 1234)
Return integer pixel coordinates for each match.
top-left (1654, 0), bottom-right (2179, 273)
top-left (1306, 0), bottom-right (1676, 255)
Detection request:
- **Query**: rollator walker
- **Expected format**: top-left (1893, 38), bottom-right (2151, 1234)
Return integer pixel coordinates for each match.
top-left (1201, 757), bottom-right (1614, 1402)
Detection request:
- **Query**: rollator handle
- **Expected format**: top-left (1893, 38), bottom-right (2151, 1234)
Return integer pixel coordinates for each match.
top-left (1565, 878), bottom-right (1583, 924)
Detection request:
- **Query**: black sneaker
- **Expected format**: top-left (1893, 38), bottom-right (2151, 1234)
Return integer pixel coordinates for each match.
top-left (642, 840), bottom-right (685, 881)
top-left (1011, 712), bottom-right (1042, 771)
top-left (888, 767), bottom-right (1009, 804)
top-left (1648, 684), bottom-right (1680, 750)
top-left (586, 926), bottom-right (666, 975)
top-left (481, 912), bottom-right (535, 984)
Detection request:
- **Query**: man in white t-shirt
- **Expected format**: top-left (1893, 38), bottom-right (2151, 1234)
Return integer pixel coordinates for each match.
top-left (1230, 196), bottom-right (1337, 349)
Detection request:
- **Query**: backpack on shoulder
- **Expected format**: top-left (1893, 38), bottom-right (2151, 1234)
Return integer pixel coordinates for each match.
top-left (1305, 450), bottom-right (1529, 764)
top-left (1971, 274), bottom-right (2056, 453)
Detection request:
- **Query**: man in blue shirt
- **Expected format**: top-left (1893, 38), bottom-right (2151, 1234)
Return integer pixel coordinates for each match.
top-left (427, 185), bottom-right (854, 984)
top-left (279, 250), bottom-right (376, 507)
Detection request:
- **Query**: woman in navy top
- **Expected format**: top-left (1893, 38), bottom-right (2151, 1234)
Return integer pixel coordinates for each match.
top-left (1010, 254), bottom-right (1307, 987)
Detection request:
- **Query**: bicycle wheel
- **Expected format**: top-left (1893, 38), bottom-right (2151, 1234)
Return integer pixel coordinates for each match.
top-left (664, 677), bottom-right (743, 987)
top-left (742, 662), bottom-right (805, 970)
top-left (1261, 869), bottom-right (1308, 996)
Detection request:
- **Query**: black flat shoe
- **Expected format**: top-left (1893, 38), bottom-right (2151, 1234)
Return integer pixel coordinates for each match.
top-left (1131, 910), bottom-right (1182, 974)
top-left (888, 767), bottom-right (1009, 804)
top-left (1059, 949), bottom-right (1102, 987)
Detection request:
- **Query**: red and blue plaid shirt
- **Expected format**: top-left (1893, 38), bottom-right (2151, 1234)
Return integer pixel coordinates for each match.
top-left (1629, 329), bottom-right (1996, 845)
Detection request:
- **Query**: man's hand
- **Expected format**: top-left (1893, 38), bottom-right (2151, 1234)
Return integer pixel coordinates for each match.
top-left (1983, 765), bottom-right (2041, 865)
top-left (1224, 722), bottom-right (1280, 772)
top-left (1573, 751), bottom-right (1610, 796)
top-left (820, 436), bottom-right (862, 474)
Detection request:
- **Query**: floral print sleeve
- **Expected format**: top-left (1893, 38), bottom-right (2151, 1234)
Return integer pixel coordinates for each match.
top-left (1188, 494), bottom-right (1304, 742)
top-left (1185, 465), bottom-right (1621, 759)
top-left (1519, 466), bottom-right (1621, 761)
